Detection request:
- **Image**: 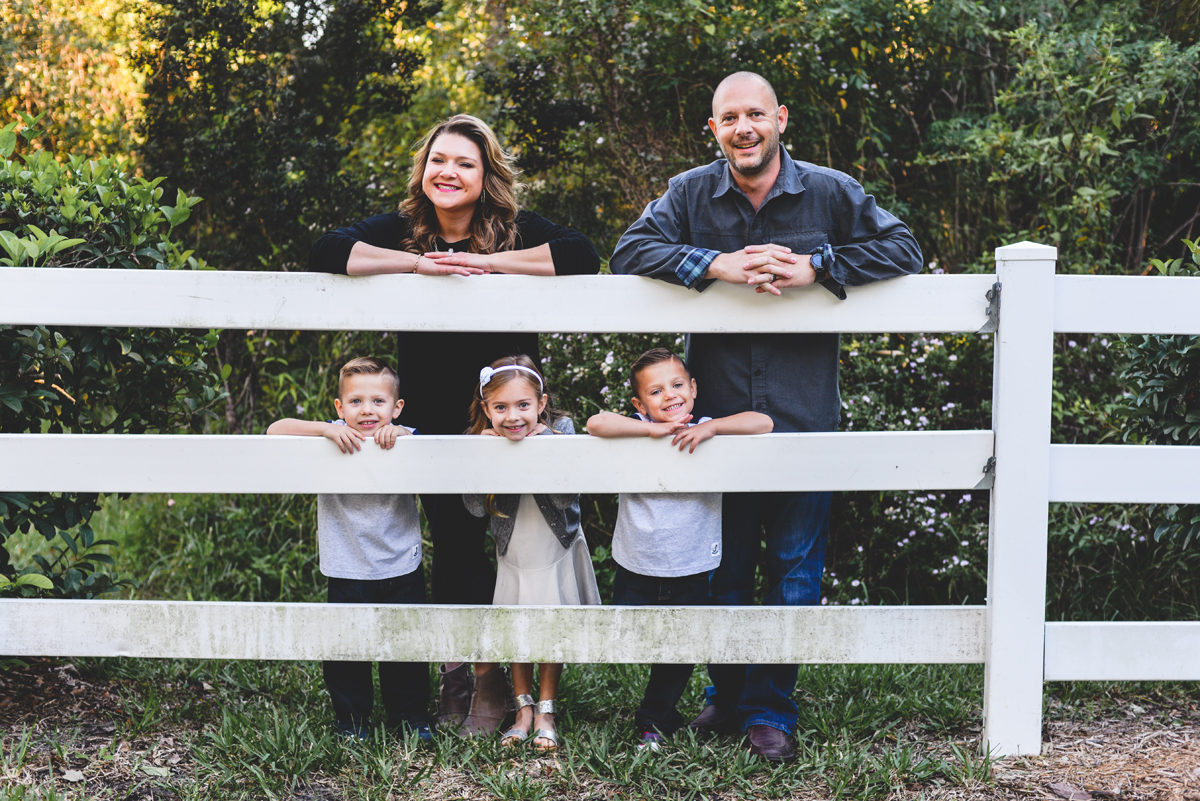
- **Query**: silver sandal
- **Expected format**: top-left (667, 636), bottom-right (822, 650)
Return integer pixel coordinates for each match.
top-left (500, 694), bottom-right (535, 745)
top-left (531, 699), bottom-right (559, 752)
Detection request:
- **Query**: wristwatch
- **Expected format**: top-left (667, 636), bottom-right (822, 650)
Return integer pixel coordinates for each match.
top-left (810, 244), bottom-right (834, 283)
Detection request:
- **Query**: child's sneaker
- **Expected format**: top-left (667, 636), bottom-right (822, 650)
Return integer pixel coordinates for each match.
top-left (637, 730), bottom-right (665, 752)
top-left (393, 716), bottom-right (434, 744)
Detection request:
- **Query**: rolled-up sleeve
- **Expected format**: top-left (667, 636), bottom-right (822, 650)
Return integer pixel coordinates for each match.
top-left (611, 181), bottom-right (710, 289)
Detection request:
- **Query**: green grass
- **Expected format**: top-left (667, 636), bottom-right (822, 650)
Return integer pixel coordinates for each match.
top-left (3, 653), bottom-right (1198, 798)
top-left (0, 658), bottom-right (999, 800)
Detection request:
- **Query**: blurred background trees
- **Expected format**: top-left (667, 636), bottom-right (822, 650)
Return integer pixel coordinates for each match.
top-left (1, 0), bottom-right (1198, 617)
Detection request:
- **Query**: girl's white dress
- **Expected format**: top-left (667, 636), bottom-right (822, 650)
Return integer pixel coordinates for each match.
top-left (492, 494), bottom-right (600, 606)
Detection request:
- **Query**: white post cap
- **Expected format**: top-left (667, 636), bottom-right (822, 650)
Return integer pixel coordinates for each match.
top-left (995, 241), bottom-right (1058, 261)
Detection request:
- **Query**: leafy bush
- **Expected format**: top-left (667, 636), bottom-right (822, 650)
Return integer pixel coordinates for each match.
top-left (1118, 239), bottom-right (1200, 547)
top-left (103, 493), bottom-right (324, 604)
top-left (0, 137), bottom-right (223, 597)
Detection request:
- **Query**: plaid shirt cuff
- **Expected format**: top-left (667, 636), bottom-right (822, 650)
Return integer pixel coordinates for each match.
top-left (675, 247), bottom-right (720, 289)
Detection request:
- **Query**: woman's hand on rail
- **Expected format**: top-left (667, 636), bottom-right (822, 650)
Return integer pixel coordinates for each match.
top-left (424, 243), bottom-right (556, 276)
top-left (346, 241), bottom-right (486, 276)
top-left (414, 253), bottom-right (489, 276)
top-left (422, 251), bottom-right (496, 273)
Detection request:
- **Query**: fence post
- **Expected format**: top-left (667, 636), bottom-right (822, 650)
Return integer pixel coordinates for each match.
top-left (982, 241), bottom-right (1057, 756)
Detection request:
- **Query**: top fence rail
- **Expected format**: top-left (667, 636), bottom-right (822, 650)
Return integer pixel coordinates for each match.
top-left (2, 269), bottom-right (995, 334)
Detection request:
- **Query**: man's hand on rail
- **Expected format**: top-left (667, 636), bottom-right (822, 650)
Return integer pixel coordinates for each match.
top-left (750, 253), bottom-right (816, 295)
top-left (748, 253), bottom-right (816, 293)
top-left (704, 245), bottom-right (817, 296)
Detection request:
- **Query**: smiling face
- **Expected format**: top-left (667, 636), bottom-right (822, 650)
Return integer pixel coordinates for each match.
top-left (707, 75), bottom-right (788, 179)
top-left (631, 358), bottom-right (697, 424)
top-left (420, 132), bottom-right (485, 218)
top-left (483, 377), bottom-right (548, 441)
top-left (334, 373), bottom-right (404, 435)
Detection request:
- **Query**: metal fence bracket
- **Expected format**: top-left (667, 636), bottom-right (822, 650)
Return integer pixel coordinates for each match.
top-left (974, 456), bottom-right (996, 489)
top-left (977, 282), bottom-right (1002, 334)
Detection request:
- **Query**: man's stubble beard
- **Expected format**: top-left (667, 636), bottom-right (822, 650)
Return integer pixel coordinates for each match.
top-left (725, 130), bottom-right (781, 179)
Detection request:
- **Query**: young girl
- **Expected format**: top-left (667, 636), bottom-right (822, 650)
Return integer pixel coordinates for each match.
top-left (460, 355), bottom-right (600, 751)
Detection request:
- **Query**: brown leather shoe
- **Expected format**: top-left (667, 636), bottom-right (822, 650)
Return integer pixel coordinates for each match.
top-left (745, 724), bottom-right (796, 762)
top-left (687, 703), bottom-right (738, 738)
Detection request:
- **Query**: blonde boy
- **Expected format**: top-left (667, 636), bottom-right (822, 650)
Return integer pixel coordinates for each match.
top-left (267, 357), bottom-right (430, 740)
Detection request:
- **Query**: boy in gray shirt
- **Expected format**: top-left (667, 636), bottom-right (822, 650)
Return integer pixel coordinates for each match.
top-left (268, 357), bottom-right (430, 740)
top-left (587, 348), bottom-right (772, 748)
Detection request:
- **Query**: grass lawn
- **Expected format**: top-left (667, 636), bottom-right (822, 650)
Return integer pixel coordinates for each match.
top-left (2, 655), bottom-right (1198, 800)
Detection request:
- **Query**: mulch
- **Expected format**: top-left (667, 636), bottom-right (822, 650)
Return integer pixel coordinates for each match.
top-left (1, 657), bottom-right (1197, 799)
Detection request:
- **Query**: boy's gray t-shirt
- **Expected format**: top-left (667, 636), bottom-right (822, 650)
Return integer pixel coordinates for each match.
top-left (612, 415), bottom-right (722, 578)
top-left (316, 422), bottom-right (422, 580)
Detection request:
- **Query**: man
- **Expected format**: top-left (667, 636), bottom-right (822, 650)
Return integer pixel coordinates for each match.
top-left (610, 71), bottom-right (922, 761)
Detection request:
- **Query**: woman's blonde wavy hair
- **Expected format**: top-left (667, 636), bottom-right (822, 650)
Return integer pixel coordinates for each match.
top-left (399, 114), bottom-right (522, 255)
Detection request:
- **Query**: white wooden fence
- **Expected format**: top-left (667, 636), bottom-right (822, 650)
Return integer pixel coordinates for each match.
top-left (1, 240), bottom-right (1198, 757)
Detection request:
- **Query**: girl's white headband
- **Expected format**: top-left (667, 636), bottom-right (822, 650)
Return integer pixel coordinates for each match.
top-left (478, 364), bottom-right (544, 397)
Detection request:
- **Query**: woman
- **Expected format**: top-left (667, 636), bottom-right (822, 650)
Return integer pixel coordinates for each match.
top-left (307, 114), bottom-right (601, 737)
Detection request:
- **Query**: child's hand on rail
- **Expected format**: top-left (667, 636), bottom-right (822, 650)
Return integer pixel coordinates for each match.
top-left (374, 424), bottom-right (410, 450)
top-left (671, 419), bottom-right (716, 453)
top-left (324, 424), bottom-right (366, 453)
top-left (646, 418), bottom-right (690, 439)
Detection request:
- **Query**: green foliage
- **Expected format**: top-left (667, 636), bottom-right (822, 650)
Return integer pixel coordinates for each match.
top-left (923, 20), bottom-right (1200, 274)
top-left (0, 0), bottom-right (144, 159)
top-left (133, 0), bottom-right (434, 273)
top-left (108, 493), bottom-right (324, 604)
top-left (1118, 239), bottom-right (1200, 546)
top-left (1046, 502), bottom-right (1200, 619)
top-left (0, 149), bottom-right (223, 597)
top-left (131, 0), bottom-right (438, 435)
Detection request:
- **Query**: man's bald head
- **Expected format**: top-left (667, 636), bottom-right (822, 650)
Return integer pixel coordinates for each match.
top-left (711, 72), bottom-right (779, 116)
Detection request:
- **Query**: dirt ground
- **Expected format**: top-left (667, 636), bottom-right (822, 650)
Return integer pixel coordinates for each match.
top-left (1, 658), bottom-right (1197, 800)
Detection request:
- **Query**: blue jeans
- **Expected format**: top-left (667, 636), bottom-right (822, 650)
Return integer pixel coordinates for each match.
top-left (706, 491), bottom-right (831, 734)
top-left (612, 564), bottom-right (709, 736)
top-left (324, 570), bottom-right (430, 736)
